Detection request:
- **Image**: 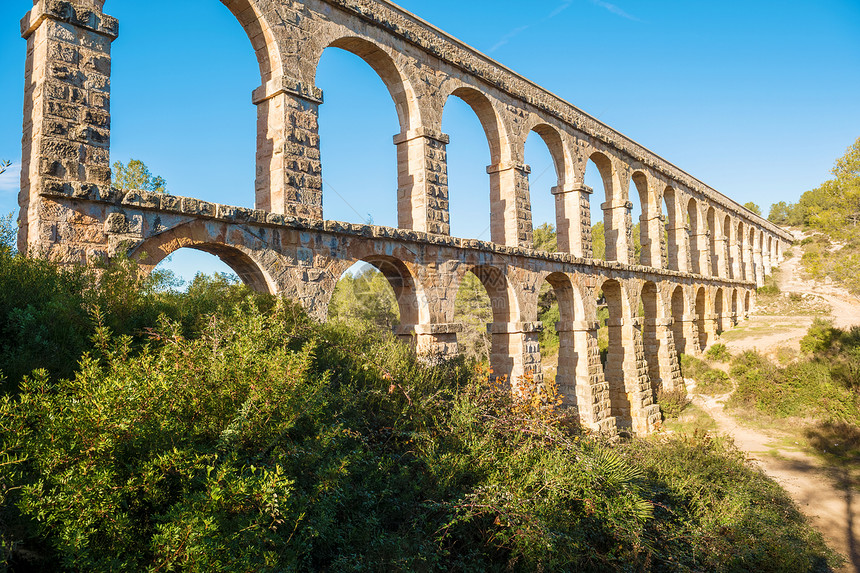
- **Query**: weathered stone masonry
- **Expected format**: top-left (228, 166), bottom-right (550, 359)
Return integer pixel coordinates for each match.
top-left (18, 0), bottom-right (793, 436)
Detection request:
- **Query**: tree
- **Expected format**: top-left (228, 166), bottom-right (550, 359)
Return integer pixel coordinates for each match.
top-left (743, 202), bottom-right (762, 216)
top-left (833, 136), bottom-right (860, 182)
top-left (0, 213), bottom-right (15, 254)
top-left (533, 222), bottom-right (557, 252)
top-left (768, 201), bottom-right (792, 225)
top-left (832, 137), bottom-right (860, 227)
top-left (591, 222), bottom-right (606, 260)
top-left (112, 159), bottom-right (167, 193)
top-left (786, 137), bottom-right (860, 234)
top-left (328, 268), bottom-right (399, 329)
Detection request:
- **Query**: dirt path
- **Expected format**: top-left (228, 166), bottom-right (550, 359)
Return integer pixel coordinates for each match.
top-left (693, 391), bottom-right (858, 572)
top-left (778, 253), bottom-right (860, 331)
top-left (697, 244), bottom-right (860, 572)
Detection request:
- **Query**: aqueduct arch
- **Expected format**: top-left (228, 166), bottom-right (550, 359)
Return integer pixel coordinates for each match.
top-left (132, 220), bottom-right (278, 294)
top-left (17, 0), bottom-right (791, 436)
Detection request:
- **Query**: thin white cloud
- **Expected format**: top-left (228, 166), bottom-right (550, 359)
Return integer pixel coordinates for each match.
top-left (489, 25), bottom-right (532, 53)
top-left (0, 161), bottom-right (21, 194)
top-left (549, 1), bottom-right (574, 19)
top-left (489, 0), bottom-right (638, 53)
top-left (589, 0), bottom-right (639, 21)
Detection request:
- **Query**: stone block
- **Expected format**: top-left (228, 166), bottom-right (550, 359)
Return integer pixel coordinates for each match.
top-left (121, 190), bottom-right (159, 209)
top-left (181, 197), bottom-right (215, 218)
top-left (159, 194), bottom-right (181, 212)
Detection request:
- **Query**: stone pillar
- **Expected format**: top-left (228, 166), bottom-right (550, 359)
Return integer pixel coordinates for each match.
top-left (393, 127), bottom-right (450, 234)
top-left (581, 186), bottom-right (595, 258)
top-left (19, 1), bottom-right (118, 256)
top-left (252, 77), bottom-right (324, 219)
top-left (606, 316), bottom-right (658, 434)
top-left (667, 223), bottom-right (688, 272)
top-left (753, 246), bottom-right (764, 287)
top-left (687, 227), bottom-right (699, 274)
top-left (630, 317), bottom-right (662, 434)
top-left (602, 199), bottom-right (632, 264)
top-left (674, 315), bottom-right (700, 356)
top-left (487, 321), bottom-right (542, 386)
top-left (708, 312), bottom-right (721, 341)
top-left (488, 162), bottom-right (533, 247)
top-left (640, 212), bottom-right (664, 268)
top-left (554, 321), bottom-right (578, 403)
top-left (396, 323), bottom-right (461, 358)
top-left (691, 230), bottom-right (710, 275)
top-left (660, 317), bottom-right (684, 392)
top-left (743, 240), bottom-right (755, 282)
top-left (728, 236), bottom-right (740, 280)
top-left (553, 183), bottom-right (592, 257)
top-left (763, 242), bottom-right (773, 276)
top-left (556, 320), bottom-right (613, 433)
top-left (641, 315), bottom-right (661, 395)
top-left (713, 235), bottom-right (728, 278)
top-left (641, 316), bottom-right (682, 394)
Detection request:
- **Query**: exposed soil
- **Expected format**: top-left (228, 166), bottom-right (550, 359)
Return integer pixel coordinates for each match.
top-left (694, 242), bottom-right (860, 572)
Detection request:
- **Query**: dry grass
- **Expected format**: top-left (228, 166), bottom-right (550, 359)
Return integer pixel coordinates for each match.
top-left (662, 402), bottom-right (718, 435)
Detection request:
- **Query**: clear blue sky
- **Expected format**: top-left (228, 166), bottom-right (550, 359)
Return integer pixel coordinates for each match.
top-left (1, 0), bottom-right (858, 282)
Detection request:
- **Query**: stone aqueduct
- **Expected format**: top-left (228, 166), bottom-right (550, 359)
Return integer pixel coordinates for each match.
top-left (18, 0), bottom-right (792, 435)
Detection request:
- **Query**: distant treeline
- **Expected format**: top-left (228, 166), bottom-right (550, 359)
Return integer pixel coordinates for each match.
top-left (768, 137), bottom-right (860, 235)
top-left (767, 137), bottom-right (860, 294)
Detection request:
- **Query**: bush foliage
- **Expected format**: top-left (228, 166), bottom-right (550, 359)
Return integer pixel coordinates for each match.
top-left (0, 250), bottom-right (841, 571)
top-left (769, 137), bottom-right (860, 294)
top-left (705, 343), bottom-right (732, 362)
top-left (679, 354), bottom-right (733, 396)
top-left (729, 321), bottom-right (860, 422)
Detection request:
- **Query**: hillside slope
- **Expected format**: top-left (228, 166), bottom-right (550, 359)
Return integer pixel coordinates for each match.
top-left (693, 248), bottom-right (860, 572)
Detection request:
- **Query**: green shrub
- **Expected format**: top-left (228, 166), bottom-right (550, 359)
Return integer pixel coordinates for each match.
top-left (0, 250), bottom-right (275, 393)
top-left (775, 345), bottom-right (799, 365)
top-left (622, 434), bottom-right (839, 572)
top-left (681, 352), bottom-right (734, 395)
top-left (679, 353), bottom-right (710, 381)
top-left (729, 348), bottom-right (860, 422)
top-left (757, 277), bottom-right (780, 296)
top-left (657, 387), bottom-right (691, 419)
top-left (705, 343), bottom-right (731, 362)
top-left (0, 249), bottom-right (92, 387)
top-left (801, 318), bottom-right (838, 354)
top-left (697, 369), bottom-right (733, 395)
top-left (805, 421), bottom-right (860, 465)
top-left (0, 254), bottom-right (841, 571)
